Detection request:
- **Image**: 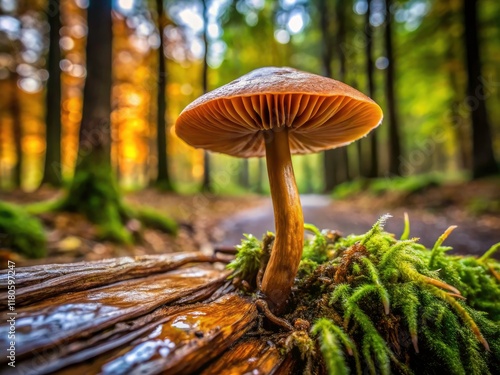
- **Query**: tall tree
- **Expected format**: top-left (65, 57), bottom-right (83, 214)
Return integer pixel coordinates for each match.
top-left (239, 159), bottom-right (249, 189)
top-left (41, 2), bottom-right (62, 186)
top-left (0, 115), bottom-right (3, 188)
top-left (76, 0), bottom-right (112, 170)
top-left (40, 0), bottom-right (177, 241)
top-left (256, 158), bottom-right (265, 194)
top-left (335, 0), bottom-right (350, 184)
top-left (200, 0), bottom-right (212, 192)
top-left (319, 0), bottom-right (336, 192)
top-left (443, 0), bottom-right (470, 171)
top-left (58, 0), bottom-right (132, 242)
top-left (11, 74), bottom-right (22, 188)
top-left (319, 0), bottom-right (349, 191)
top-left (364, 0), bottom-right (378, 178)
top-left (384, 0), bottom-right (402, 176)
top-left (154, 0), bottom-right (174, 190)
top-left (463, 0), bottom-right (498, 178)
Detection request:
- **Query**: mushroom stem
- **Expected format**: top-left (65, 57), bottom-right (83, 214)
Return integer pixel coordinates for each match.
top-left (261, 128), bottom-right (304, 314)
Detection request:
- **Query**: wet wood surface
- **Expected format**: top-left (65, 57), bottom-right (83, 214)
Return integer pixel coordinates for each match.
top-left (0, 252), bottom-right (221, 306)
top-left (200, 337), bottom-right (285, 374)
top-left (0, 253), bottom-right (291, 375)
top-left (0, 265), bottom-right (229, 361)
top-left (50, 293), bottom-right (257, 375)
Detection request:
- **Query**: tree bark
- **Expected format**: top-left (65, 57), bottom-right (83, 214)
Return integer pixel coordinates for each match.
top-left (319, 0), bottom-right (338, 192)
top-left (11, 75), bottom-right (22, 189)
top-left (463, 0), bottom-right (498, 178)
top-left (42, 2), bottom-right (63, 186)
top-left (155, 0), bottom-right (174, 190)
top-left (335, 0), bottom-right (350, 184)
top-left (60, 0), bottom-right (133, 242)
top-left (0, 115), bottom-right (3, 188)
top-left (384, 0), bottom-right (402, 176)
top-left (256, 158), bottom-right (264, 193)
top-left (443, 0), bottom-right (469, 171)
top-left (239, 159), bottom-right (249, 189)
top-left (76, 0), bottom-right (112, 166)
top-left (365, 0), bottom-right (378, 178)
top-left (200, 0), bottom-right (212, 192)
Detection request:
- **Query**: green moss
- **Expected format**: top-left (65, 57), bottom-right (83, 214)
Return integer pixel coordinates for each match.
top-left (303, 224), bottom-right (329, 263)
top-left (26, 155), bottom-right (177, 244)
top-left (227, 233), bottom-right (263, 283)
top-left (127, 206), bottom-right (178, 235)
top-left (311, 318), bottom-right (359, 375)
top-left (331, 174), bottom-right (448, 199)
top-left (232, 216), bottom-right (500, 374)
top-left (0, 201), bottom-right (46, 258)
top-left (331, 179), bottom-right (367, 199)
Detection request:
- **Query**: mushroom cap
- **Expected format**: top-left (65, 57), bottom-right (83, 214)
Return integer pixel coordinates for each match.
top-left (175, 67), bottom-right (383, 158)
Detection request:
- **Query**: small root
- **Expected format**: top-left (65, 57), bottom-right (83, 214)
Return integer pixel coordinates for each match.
top-left (255, 299), bottom-right (294, 331)
top-left (213, 246), bottom-right (238, 255)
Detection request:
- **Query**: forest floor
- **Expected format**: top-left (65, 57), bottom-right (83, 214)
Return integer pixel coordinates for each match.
top-left (1, 178), bottom-right (499, 266)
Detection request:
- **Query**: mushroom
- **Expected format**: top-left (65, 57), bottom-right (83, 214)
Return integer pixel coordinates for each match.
top-left (175, 67), bottom-right (383, 313)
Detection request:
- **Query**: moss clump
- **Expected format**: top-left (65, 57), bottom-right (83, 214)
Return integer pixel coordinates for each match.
top-left (127, 206), bottom-right (178, 235)
top-left (227, 234), bottom-right (263, 282)
top-left (26, 157), bottom-right (177, 244)
top-left (228, 216), bottom-right (500, 374)
top-left (0, 201), bottom-right (46, 258)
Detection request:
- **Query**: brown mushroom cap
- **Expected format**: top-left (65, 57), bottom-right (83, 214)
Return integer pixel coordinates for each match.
top-left (175, 67), bottom-right (383, 158)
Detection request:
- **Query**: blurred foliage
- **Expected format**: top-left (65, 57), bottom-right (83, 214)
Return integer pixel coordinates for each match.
top-left (332, 173), bottom-right (460, 199)
top-left (0, 0), bottom-right (498, 193)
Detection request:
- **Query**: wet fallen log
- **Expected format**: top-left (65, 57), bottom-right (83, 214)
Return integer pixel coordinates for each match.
top-left (0, 252), bottom-right (224, 306)
top-left (0, 253), bottom-right (287, 375)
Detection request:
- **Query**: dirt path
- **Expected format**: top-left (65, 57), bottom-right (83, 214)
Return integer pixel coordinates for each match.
top-left (215, 195), bottom-right (500, 257)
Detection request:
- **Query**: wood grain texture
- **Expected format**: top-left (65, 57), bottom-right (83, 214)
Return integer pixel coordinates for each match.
top-left (0, 252), bottom-right (221, 306)
top-left (50, 293), bottom-right (257, 375)
top-left (201, 338), bottom-right (285, 375)
top-left (0, 265), bottom-right (229, 360)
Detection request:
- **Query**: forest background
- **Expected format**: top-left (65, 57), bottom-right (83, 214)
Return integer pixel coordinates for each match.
top-left (0, 0), bottom-right (498, 195)
top-left (0, 0), bottom-right (499, 265)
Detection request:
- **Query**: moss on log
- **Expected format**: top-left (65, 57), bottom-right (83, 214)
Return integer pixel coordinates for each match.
top-left (1, 218), bottom-right (499, 375)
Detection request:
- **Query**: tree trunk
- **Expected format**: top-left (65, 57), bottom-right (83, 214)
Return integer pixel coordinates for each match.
top-left (0, 115), bottom-right (3, 188)
top-left (42, 2), bottom-right (63, 187)
top-left (443, 0), bottom-right (469, 171)
top-left (384, 0), bottom-right (402, 176)
top-left (239, 159), bottom-right (249, 189)
top-left (463, 0), bottom-right (498, 178)
top-left (155, 0), bottom-right (174, 190)
top-left (11, 75), bottom-right (22, 189)
top-left (76, 0), bottom-right (112, 168)
top-left (319, 0), bottom-right (338, 192)
top-left (62, 0), bottom-right (132, 242)
top-left (200, 0), bottom-right (212, 192)
top-left (302, 157), bottom-right (314, 193)
top-left (335, 0), bottom-right (350, 184)
top-left (256, 158), bottom-right (264, 193)
top-left (365, 0), bottom-right (378, 178)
